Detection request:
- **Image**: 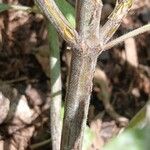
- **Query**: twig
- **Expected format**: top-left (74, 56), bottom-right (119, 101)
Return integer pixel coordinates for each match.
top-left (100, 0), bottom-right (133, 45)
top-left (104, 24), bottom-right (150, 50)
top-left (34, 0), bottom-right (79, 46)
top-left (94, 67), bottom-right (128, 126)
top-left (10, 4), bottom-right (33, 12)
top-left (0, 3), bottom-right (39, 13)
top-left (30, 139), bottom-right (51, 149)
top-left (3, 76), bottom-right (28, 84)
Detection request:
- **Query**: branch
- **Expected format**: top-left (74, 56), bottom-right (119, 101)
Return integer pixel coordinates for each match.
top-left (100, 0), bottom-right (133, 45)
top-left (34, 0), bottom-right (79, 46)
top-left (103, 24), bottom-right (150, 50)
top-left (76, 0), bottom-right (103, 47)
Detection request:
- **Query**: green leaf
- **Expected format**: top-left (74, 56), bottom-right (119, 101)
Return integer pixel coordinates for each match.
top-left (0, 3), bottom-right (10, 13)
top-left (55, 0), bottom-right (75, 27)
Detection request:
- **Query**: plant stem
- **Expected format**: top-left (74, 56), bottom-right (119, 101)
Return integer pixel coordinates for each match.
top-left (61, 49), bottom-right (99, 150)
top-left (48, 23), bottom-right (62, 150)
top-left (104, 24), bottom-right (150, 50)
top-left (76, 0), bottom-right (102, 42)
top-left (61, 0), bottom-right (102, 149)
top-left (100, 0), bottom-right (133, 45)
top-left (35, 0), bottom-right (79, 46)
